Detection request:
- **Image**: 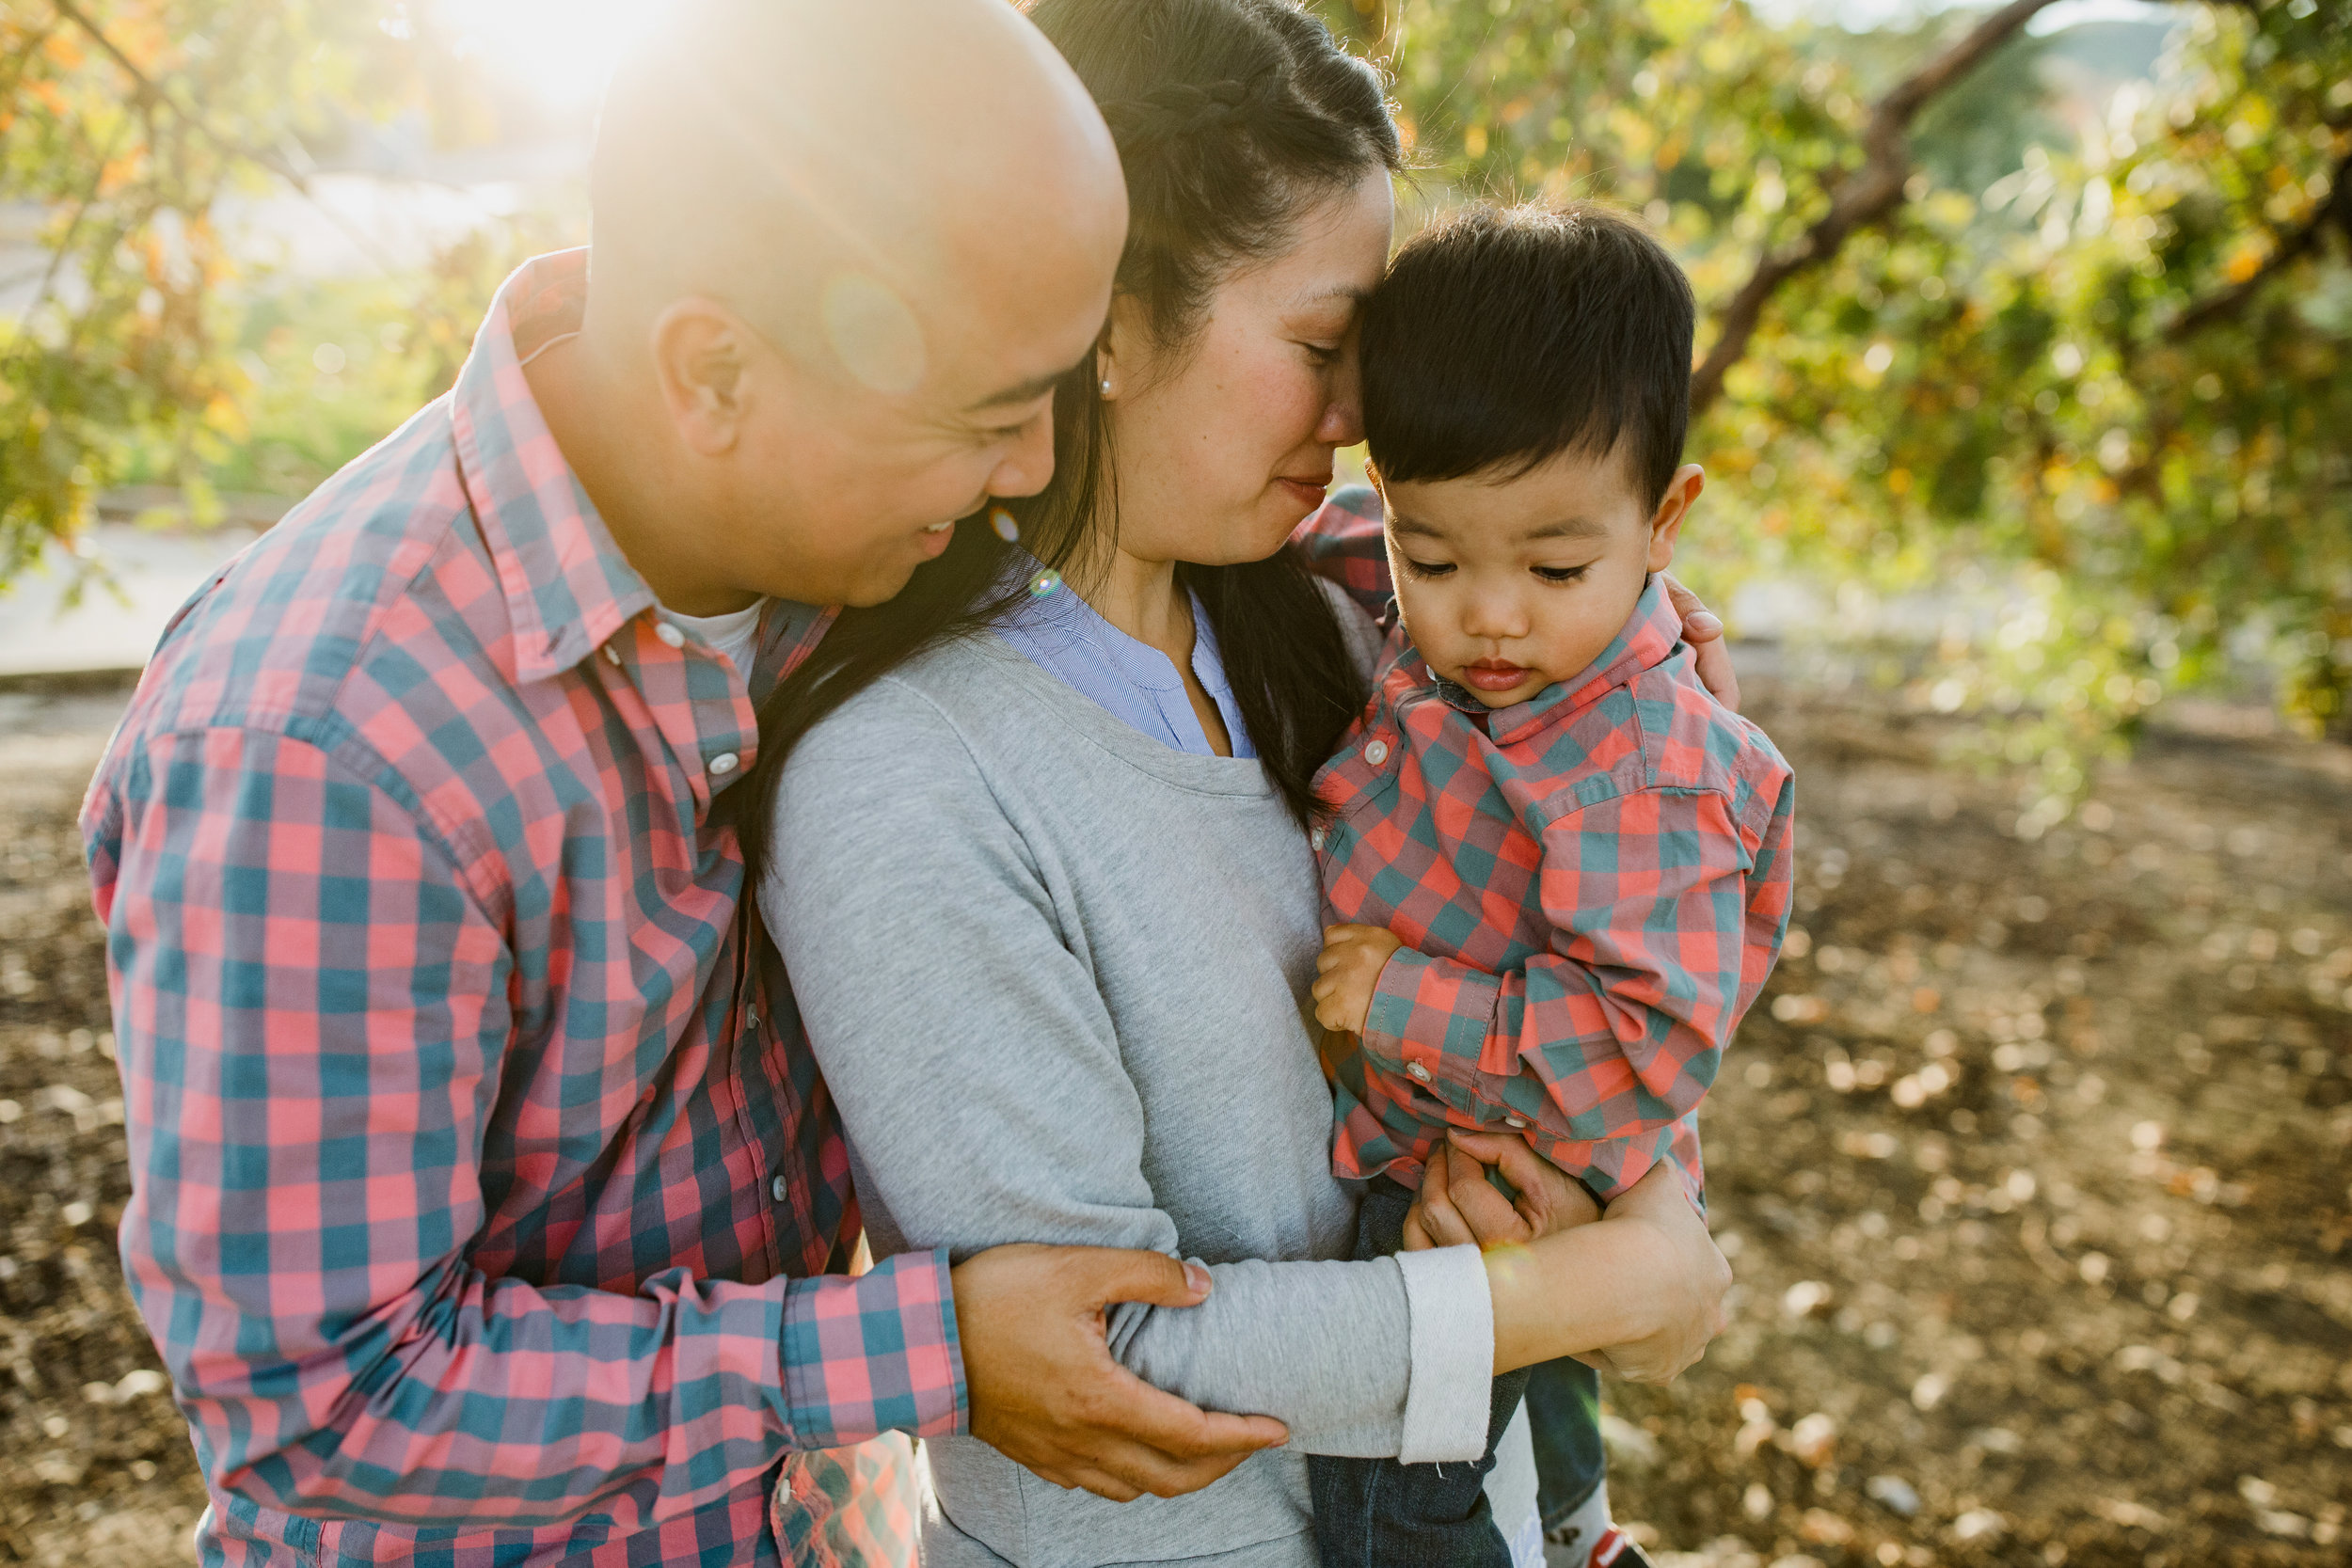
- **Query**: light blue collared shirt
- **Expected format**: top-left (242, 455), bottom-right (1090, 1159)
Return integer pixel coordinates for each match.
top-left (992, 557), bottom-right (1255, 759)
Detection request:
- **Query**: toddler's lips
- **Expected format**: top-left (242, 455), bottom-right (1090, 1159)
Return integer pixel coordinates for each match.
top-left (1460, 661), bottom-right (1532, 692)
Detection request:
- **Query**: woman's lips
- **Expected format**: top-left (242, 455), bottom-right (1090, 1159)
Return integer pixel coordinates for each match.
top-left (1275, 477), bottom-right (1329, 510)
top-left (1460, 660), bottom-right (1532, 692)
top-left (915, 518), bottom-right (955, 558)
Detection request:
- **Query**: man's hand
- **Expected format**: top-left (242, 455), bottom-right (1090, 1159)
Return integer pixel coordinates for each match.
top-left (1311, 924), bottom-right (1405, 1035)
top-left (1660, 574), bottom-right (1740, 714)
top-left (952, 1243), bottom-right (1288, 1501)
top-left (1404, 1129), bottom-right (1600, 1252)
top-left (1580, 1163), bottom-right (1731, 1384)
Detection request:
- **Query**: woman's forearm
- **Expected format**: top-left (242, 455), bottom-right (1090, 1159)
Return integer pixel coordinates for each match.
top-left (1486, 1175), bottom-right (1730, 1377)
top-left (1485, 1222), bottom-right (1659, 1372)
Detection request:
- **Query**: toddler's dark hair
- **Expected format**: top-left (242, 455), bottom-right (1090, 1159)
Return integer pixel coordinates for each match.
top-left (1362, 201), bottom-right (1696, 506)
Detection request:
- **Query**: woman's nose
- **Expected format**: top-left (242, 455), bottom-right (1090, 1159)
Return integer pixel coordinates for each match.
top-left (1317, 343), bottom-right (1364, 447)
top-left (1314, 394), bottom-right (1362, 449)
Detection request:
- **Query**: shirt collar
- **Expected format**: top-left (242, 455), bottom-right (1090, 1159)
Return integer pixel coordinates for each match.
top-left (1000, 554), bottom-right (1231, 698)
top-left (449, 248), bottom-right (660, 683)
top-left (1427, 576), bottom-right (1685, 742)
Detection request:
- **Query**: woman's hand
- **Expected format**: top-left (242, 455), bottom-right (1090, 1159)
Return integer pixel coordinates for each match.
top-left (1578, 1163), bottom-right (1731, 1385)
top-left (1311, 924), bottom-right (1404, 1034)
top-left (1660, 574), bottom-right (1740, 714)
top-left (1484, 1159), bottom-right (1731, 1381)
top-left (1402, 1130), bottom-right (1599, 1251)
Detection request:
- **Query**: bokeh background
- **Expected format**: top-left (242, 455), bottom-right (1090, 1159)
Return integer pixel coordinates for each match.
top-left (0, 1), bottom-right (2346, 1564)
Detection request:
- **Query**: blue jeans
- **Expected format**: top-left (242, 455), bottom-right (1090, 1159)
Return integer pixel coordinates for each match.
top-left (1308, 1179), bottom-right (1607, 1565)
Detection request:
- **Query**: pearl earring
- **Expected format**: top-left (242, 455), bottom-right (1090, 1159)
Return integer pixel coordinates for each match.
top-left (1099, 378), bottom-right (1112, 397)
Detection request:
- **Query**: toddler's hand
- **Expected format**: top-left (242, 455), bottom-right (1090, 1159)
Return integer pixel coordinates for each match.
top-left (1311, 924), bottom-right (1404, 1035)
top-left (1405, 1131), bottom-right (1599, 1252)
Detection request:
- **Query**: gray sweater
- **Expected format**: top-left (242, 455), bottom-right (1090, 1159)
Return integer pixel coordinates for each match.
top-left (763, 626), bottom-right (1499, 1568)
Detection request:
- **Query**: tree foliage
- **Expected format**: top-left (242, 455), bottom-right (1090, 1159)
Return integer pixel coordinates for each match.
top-left (0, 1), bottom-right (433, 577)
top-left (6, 0), bottom-right (2346, 781)
top-left (1325, 0), bottom-right (2351, 784)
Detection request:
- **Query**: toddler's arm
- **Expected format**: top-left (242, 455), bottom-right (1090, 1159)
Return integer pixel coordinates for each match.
top-left (1356, 782), bottom-right (1795, 1202)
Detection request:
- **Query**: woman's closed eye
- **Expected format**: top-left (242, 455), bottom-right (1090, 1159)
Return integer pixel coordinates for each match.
top-left (1297, 340), bottom-right (1343, 368)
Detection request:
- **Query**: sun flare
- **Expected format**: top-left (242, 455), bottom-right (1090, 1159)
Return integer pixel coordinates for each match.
top-left (436, 0), bottom-right (678, 112)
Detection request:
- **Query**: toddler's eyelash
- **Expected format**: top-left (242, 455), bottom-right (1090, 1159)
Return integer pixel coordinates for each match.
top-left (1398, 556), bottom-right (1455, 578)
top-left (1534, 565), bottom-right (1590, 583)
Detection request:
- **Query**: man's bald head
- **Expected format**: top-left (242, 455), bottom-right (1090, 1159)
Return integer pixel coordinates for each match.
top-left (587, 0), bottom-right (1124, 391)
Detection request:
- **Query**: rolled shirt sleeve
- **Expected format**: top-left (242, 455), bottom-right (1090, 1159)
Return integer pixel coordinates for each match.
top-left (1359, 785), bottom-right (1762, 1201)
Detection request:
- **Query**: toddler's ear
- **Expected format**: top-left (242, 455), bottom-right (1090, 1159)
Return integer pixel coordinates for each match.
top-left (1646, 464), bottom-right (1705, 572)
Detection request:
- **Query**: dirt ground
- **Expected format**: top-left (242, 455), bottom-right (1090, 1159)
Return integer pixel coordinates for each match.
top-left (1, 671), bottom-right (2346, 1567)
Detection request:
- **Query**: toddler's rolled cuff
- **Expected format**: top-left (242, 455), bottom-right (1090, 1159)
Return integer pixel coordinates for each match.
top-left (1392, 1243), bottom-right (1494, 1464)
top-left (1360, 946), bottom-right (1502, 1090)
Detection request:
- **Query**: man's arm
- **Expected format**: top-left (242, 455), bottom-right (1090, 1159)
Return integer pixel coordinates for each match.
top-left (90, 724), bottom-right (965, 1531)
top-left (1356, 784), bottom-right (1790, 1202)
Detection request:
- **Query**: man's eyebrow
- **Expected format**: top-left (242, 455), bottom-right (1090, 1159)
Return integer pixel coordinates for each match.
top-left (966, 350), bottom-right (1097, 413)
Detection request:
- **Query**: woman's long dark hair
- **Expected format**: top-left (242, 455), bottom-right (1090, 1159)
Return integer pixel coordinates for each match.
top-left (739, 0), bottom-right (1401, 879)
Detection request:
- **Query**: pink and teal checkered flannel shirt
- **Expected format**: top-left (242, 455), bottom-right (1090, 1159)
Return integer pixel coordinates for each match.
top-left (80, 250), bottom-right (961, 1567)
top-left (1295, 487), bottom-right (1796, 1206)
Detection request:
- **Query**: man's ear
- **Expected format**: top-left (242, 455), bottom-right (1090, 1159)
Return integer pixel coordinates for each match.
top-left (650, 299), bottom-right (755, 456)
top-left (1645, 464), bottom-right (1704, 572)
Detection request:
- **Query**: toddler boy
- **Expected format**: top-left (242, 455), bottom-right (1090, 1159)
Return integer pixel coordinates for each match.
top-left (1299, 202), bottom-right (1796, 1568)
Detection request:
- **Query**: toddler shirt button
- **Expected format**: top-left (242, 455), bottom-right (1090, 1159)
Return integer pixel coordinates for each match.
top-left (1363, 739), bottom-right (1389, 766)
top-left (603, 643), bottom-right (623, 666)
top-left (1310, 826), bottom-right (1327, 850)
top-left (1504, 1115), bottom-right (1527, 1129)
top-left (1406, 1061), bottom-right (1431, 1083)
top-left (771, 1175), bottom-right (789, 1204)
top-left (656, 622), bottom-right (687, 648)
top-left (708, 752), bottom-right (739, 776)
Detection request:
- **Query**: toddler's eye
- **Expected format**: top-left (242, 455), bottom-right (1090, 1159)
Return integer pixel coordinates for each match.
top-left (1533, 564), bottom-right (1590, 584)
top-left (1398, 555), bottom-right (1455, 578)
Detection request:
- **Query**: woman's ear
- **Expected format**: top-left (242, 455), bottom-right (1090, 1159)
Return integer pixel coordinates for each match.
top-left (1645, 463), bottom-right (1705, 572)
top-left (649, 298), bottom-right (755, 456)
top-left (1094, 293), bottom-right (1150, 401)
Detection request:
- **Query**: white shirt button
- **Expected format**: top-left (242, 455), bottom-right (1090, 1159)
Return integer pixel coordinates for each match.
top-left (1406, 1061), bottom-right (1431, 1083)
top-left (1504, 1115), bottom-right (1528, 1129)
top-left (655, 622), bottom-right (687, 648)
top-left (744, 1006), bottom-right (759, 1032)
top-left (604, 643), bottom-right (623, 666)
top-left (1363, 739), bottom-right (1390, 766)
top-left (708, 752), bottom-right (739, 776)
top-left (771, 1175), bottom-right (789, 1204)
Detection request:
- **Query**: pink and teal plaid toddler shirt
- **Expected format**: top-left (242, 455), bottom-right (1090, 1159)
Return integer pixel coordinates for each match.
top-left (80, 250), bottom-right (961, 1568)
top-left (1295, 488), bottom-right (1796, 1205)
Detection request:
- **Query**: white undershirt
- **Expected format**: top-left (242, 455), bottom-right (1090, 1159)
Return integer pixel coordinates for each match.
top-left (659, 598), bottom-right (768, 682)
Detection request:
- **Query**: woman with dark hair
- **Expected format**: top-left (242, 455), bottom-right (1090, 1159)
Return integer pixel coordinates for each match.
top-left (750, 2), bottom-right (1731, 1560)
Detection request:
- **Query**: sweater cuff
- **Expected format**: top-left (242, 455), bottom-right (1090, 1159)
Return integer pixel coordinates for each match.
top-left (1392, 1243), bottom-right (1494, 1465)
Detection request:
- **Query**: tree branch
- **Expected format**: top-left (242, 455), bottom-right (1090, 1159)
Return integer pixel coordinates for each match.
top-left (1691, 0), bottom-right (2065, 415)
top-left (45, 0), bottom-right (400, 275)
top-left (2170, 148), bottom-right (2352, 339)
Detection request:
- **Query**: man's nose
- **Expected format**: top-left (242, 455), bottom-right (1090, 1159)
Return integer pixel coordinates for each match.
top-left (989, 406), bottom-right (1057, 499)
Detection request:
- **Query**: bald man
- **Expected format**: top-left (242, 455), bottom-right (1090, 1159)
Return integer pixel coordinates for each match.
top-left (80, 4), bottom-right (1285, 1564)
